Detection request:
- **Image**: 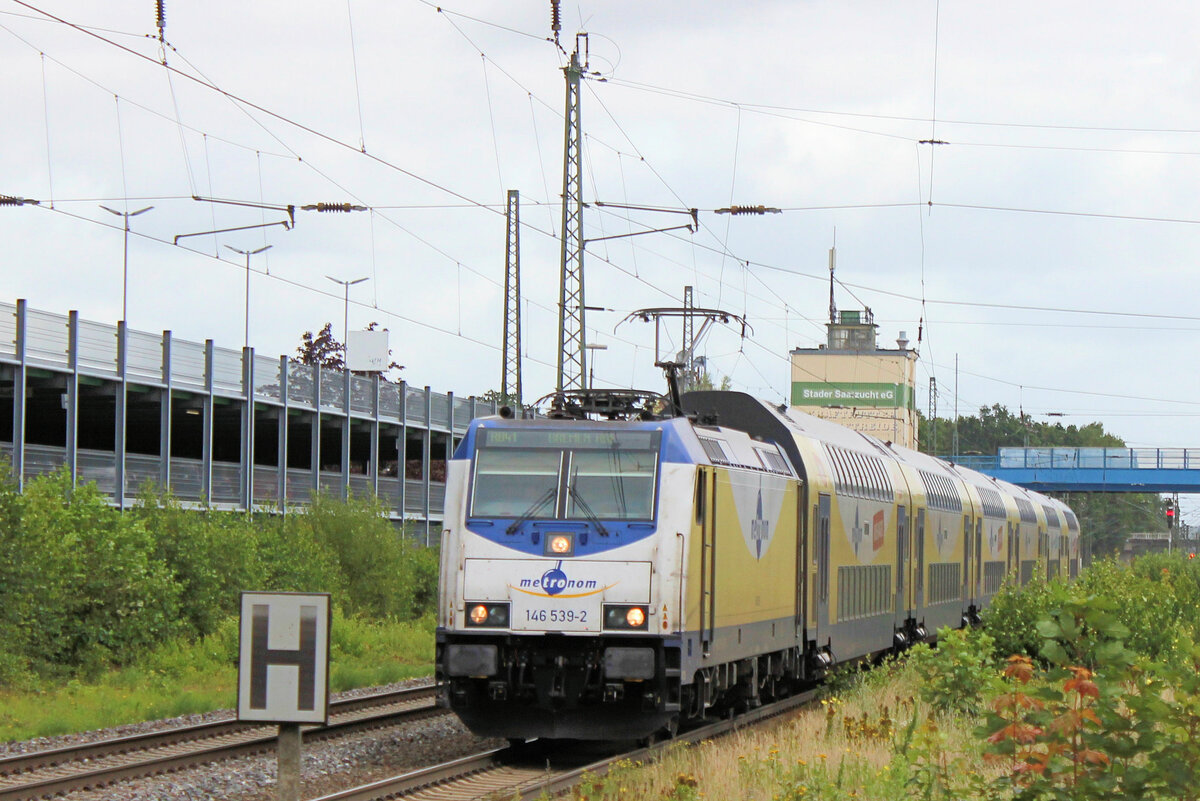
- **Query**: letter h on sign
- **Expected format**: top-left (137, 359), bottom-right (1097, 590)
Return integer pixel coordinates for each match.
top-left (237, 592), bottom-right (331, 724)
top-left (251, 603), bottom-right (317, 711)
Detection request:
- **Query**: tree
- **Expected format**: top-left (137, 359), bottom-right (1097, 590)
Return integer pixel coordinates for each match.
top-left (295, 323), bottom-right (344, 370)
top-left (480, 389), bottom-right (522, 408)
top-left (294, 322), bottom-right (404, 381)
top-left (691, 371), bottom-right (732, 392)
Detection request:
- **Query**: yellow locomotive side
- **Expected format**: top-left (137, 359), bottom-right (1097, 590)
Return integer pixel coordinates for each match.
top-left (682, 465), bottom-right (801, 657)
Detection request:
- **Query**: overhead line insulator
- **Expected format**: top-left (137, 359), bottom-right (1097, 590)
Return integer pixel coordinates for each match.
top-left (300, 202), bottom-right (368, 213)
top-left (0, 195), bottom-right (39, 206)
top-left (715, 205), bottom-right (781, 215)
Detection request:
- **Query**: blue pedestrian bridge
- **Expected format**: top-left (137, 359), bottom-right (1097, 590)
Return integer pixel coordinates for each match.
top-left (946, 448), bottom-right (1200, 493)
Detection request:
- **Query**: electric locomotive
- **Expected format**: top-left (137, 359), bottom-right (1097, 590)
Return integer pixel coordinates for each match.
top-left (436, 385), bottom-right (1079, 742)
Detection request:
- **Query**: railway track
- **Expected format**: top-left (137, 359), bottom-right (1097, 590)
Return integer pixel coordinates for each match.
top-left (0, 685), bottom-right (442, 801)
top-left (311, 688), bottom-right (820, 801)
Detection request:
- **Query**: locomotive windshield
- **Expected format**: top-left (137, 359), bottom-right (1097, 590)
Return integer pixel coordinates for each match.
top-left (470, 428), bottom-right (660, 521)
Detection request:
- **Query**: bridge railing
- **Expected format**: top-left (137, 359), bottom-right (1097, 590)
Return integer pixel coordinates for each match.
top-left (948, 447), bottom-right (1200, 471)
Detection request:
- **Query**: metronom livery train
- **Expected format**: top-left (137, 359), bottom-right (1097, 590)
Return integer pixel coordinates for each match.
top-left (435, 385), bottom-right (1080, 742)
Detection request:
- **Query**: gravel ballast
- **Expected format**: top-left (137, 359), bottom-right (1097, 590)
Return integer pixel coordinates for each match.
top-left (2, 681), bottom-right (503, 800)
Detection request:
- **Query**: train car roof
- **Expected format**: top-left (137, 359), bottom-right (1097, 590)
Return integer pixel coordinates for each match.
top-left (682, 391), bottom-right (1071, 518)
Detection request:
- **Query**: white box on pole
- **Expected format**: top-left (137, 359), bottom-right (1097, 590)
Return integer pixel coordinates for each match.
top-left (347, 329), bottom-right (389, 372)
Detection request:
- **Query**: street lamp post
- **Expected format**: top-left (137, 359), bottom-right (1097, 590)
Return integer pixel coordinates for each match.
top-left (99, 205), bottom-right (153, 323)
top-left (325, 275), bottom-right (369, 362)
top-left (325, 275), bottom-right (369, 504)
top-left (226, 245), bottom-right (272, 349)
top-left (584, 342), bottom-right (607, 390)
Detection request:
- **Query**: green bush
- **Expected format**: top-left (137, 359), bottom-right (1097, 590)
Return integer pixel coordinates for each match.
top-left (1075, 557), bottom-right (1182, 662)
top-left (132, 486), bottom-right (265, 638)
top-left (296, 492), bottom-right (436, 620)
top-left (0, 469), bottom-right (439, 685)
top-left (906, 626), bottom-right (998, 715)
top-left (253, 512), bottom-right (347, 598)
top-left (3, 470), bottom-right (183, 676)
top-left (982, 568), bottom-right (1054, 660)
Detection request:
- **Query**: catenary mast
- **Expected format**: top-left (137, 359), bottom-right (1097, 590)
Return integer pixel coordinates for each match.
top-left (502, 189), bottom-right (522, 407)
top-left (556, 35), bottom-right (587, 393)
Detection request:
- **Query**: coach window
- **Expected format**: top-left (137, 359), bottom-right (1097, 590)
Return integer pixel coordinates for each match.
top-left (849, 451), bottom-right (868, 498)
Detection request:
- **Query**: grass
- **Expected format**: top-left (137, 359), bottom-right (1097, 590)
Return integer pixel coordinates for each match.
top-left (565, 658), bottom-right (993, 801)
top-left (0, 614), bottom-right (435, 742)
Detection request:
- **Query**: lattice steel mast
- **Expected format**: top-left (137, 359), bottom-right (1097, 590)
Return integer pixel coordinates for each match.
top-left (502, 189), bottom-right (522, 406)
top-left (682, 285), bottom-right (696, 390)
top-left (556, 36), bottom-right (587, 393)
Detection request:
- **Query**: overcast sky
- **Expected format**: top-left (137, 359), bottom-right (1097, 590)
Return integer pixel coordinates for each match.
top-left (5, 2), bottom-right (1200, 479)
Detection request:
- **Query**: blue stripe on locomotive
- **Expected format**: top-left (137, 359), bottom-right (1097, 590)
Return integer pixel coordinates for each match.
top-left (454, 417), bottom-right (698, 557)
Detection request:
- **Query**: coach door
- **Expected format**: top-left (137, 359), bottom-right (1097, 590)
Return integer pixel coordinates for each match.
top-left (1039, 528), bottom-right (1048, 580)
top-left (1007, 522), bottom-right (1016, 578)
top-left (895, 506), bottom-right (908, 626)
top-left (816, 494), bottom-right (831, 633)
top-left (699, 468), bottom-right (717, 655)
top-left (962, 516), bottom-right (972, 604)
top-left (915, 508), bottom-right (925, 612)
top-left (974, 519), bottom-right (983, 602)
top-left (796, 488), bottom-right (808, 640)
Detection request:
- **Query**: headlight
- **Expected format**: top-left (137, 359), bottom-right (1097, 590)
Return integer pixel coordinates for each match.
top-left (545, 532), bottom-right (574, 556)
top-left (603, 604), bottom-right (649, 631)
top-left (465, 602), bottom-right (509, 628)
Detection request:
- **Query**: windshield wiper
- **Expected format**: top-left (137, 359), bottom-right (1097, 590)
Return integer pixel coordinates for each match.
top-left (568, 471), bottom-right (610, 536)
top-left (505, 487), bottom-right (557, 534)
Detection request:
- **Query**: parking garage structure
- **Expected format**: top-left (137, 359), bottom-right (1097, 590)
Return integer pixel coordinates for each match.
top-left (0, 299), bottom-right (495, 541)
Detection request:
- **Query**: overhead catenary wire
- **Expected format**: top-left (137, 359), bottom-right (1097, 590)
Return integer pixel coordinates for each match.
top-left (0, 22), bottom-right (296, 161)
top-left (27, 0), bottom-right (1180, 348)
top-left (14, 0), bottom-right (1200, 411)
top-left (39, 51), bottom-right (54, 208)
top-left (344, 0), bottom-right (367, 153)
top-left (10, 0), bottom-right (514, 218)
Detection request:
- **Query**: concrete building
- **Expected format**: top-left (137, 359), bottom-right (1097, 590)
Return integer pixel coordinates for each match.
top-left (789, 307), bottom-right (918, 449)
top-left (0, 299), bottom-right (496, 540)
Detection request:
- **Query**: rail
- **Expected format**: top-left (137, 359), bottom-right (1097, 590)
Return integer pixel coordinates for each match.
top-left (0, 685), bottom-right (441, 801)
top-left (311, 687), bottom-right (820, 801)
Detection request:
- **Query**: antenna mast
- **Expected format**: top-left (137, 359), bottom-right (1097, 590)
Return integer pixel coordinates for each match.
top-left (556, 34), bottom-right (588, 393)
top-left (828, 243), bottom-right (837, 325)
top-left (502, 189), bottom-right (522, 406)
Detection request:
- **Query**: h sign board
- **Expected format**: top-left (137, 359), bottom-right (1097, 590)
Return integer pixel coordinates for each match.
top-left (237, 592), bottom-right (331, 724)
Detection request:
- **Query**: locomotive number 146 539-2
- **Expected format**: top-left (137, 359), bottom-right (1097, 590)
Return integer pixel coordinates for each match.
top-left (512, 598), bottom-right (596, 631)
top-left (524, 608), bottom-right (588, 624)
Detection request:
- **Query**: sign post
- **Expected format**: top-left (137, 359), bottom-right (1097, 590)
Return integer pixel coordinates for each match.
top-left (237, 592), bottom-right (331, 801)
